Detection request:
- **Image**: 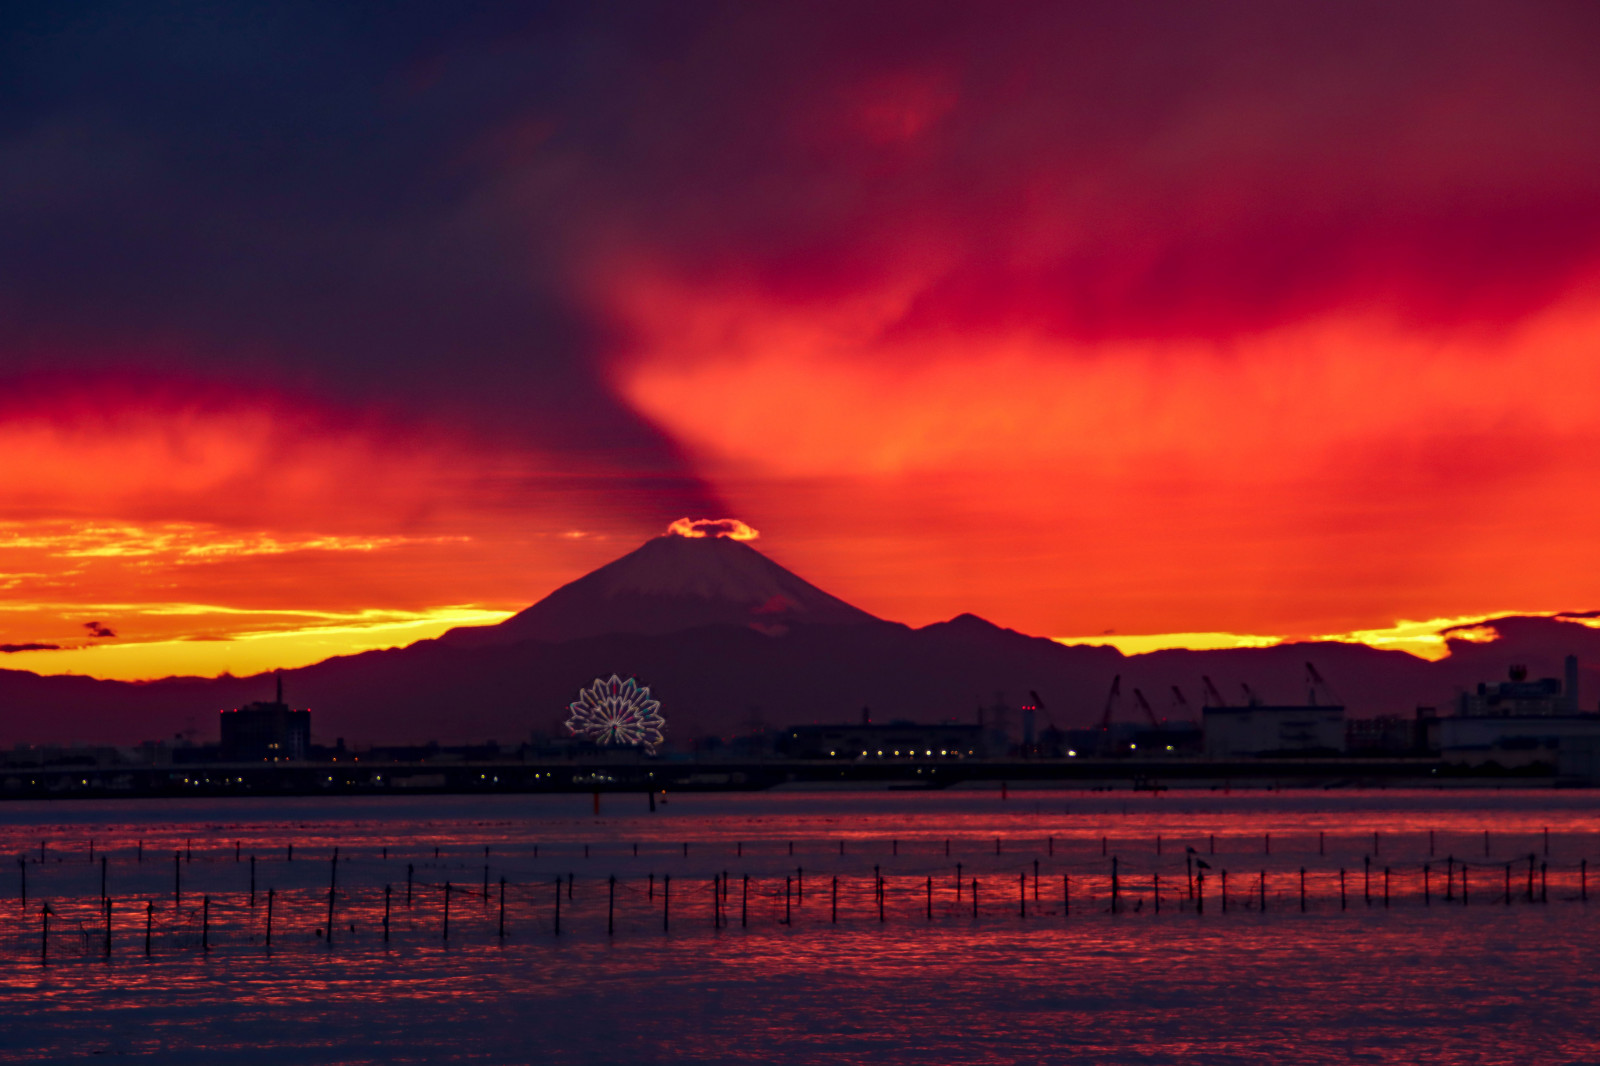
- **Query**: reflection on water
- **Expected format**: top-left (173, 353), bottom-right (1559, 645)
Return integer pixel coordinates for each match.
top-left (1, 790), bottom-right (1598, 1064)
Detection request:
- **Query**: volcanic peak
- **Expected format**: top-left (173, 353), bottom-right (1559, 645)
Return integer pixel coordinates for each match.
top-left (444, 533), bottom-right (881, 647)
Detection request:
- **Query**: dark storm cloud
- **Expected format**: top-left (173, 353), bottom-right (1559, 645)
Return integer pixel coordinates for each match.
top-left (4, 1), bottom-right (1600, 425)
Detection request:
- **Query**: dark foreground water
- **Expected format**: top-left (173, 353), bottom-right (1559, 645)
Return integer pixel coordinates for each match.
top-left (0, 788), bottom-right (1597, 1064)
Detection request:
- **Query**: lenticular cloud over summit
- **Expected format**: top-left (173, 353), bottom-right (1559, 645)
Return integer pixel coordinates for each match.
top-left (666, 518), bottom-right (760, 541)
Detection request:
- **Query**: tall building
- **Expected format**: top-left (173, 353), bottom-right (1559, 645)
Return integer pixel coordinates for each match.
top-left (220, 674), bottom-right (311, 761)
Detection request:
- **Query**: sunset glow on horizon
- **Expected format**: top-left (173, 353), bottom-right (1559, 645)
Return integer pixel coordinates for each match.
top-left (5, 4), bottom-right (1600, 680)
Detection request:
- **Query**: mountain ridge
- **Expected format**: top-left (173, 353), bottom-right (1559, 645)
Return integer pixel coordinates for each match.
top-left (0, 532), bottom-right (1596, 747)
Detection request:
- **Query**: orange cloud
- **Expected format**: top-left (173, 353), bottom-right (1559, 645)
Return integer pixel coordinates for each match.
top-left (612, 272), bottom-right (1600, 639)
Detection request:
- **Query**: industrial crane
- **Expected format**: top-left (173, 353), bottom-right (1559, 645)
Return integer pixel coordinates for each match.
top-left (1305, 662), bottom-right (1340, 706)
top-left (1097, 676), bottom-right (1123, 756)
top-left (1098, 676), bottom-right (1123, 732)
top-left (1240, 682), bottom-right (1262, 707)
top-left (1171, 685), bottom-right (1191, 715)
top-left (1201, 675), bottom-right (1228, 708)
top-left (1132, 688), bottom-right (1163, 728)
top-left (1028, 690), bottom-right (1054, 730)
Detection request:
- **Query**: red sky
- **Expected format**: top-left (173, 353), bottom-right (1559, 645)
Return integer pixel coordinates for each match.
top-left (3, 3), bottom-right (1600, 679)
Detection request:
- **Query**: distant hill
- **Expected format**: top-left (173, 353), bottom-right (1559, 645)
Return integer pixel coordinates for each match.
top-left (1, 532), bottom-right (1597, 747)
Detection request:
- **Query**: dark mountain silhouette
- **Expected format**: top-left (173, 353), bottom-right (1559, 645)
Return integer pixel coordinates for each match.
top-left (0, 532), bottom-right (1596, 747)
top-left (443, 533), bottom-right (880, 646)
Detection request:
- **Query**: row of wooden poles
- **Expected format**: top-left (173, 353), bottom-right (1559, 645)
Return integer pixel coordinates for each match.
top-left (13, 847), bottom-right (1586, 965)
top-left (7, 825), bottom-right (1571, 875)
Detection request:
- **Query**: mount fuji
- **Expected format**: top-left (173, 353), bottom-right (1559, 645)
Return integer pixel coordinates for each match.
top-left (443, 532), bottom-right (880, 647)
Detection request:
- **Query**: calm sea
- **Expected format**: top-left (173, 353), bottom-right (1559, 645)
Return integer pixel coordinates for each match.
top-left (1, 788), bottom-right (1597, 1064)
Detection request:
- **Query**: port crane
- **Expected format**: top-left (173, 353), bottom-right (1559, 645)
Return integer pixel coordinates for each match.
top-left (1132, 688), bottom-right (1164, 728)
top-left (1097, 676), bottom-right (1123, 755)
top-left (1170, 685), bottom-right (1194, 721)
top-left (1305, 662), bottom-right (1340, 705)
top-left (1201, 675), bottom-right (1228, 708)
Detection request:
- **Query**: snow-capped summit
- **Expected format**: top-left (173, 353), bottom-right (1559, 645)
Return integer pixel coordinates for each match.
top-left (443, 526), bottom-right (882, 647)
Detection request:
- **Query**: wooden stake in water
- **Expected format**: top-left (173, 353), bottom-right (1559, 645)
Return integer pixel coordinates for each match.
top-left (956, 863), bottom-right (963, 900)
top-left (662, 875), bottom-right (669, 932)
top-left (40, 903), bottom-right (50, 966)
top-left (145, 899), bottom-right (153, 956)
top-left (744, 875), bottom-right (750, 928)
top-left (1154, 872), bottom-right (1160, 915)
top-left (17, 857), bottom-right (25, 910)
top-left (443, 882), bottom-right (451, 941)
top-left (326, 846), bottom-right (339, 946)
top-left (555, 879), bottom-right (562, 935)
top-left (830, 876), bottom-right (836, 924)
top-left (103, 897), bottom-right (111, 957)
top-left (174, 852), bottom-right (181, 910)
top-left (785, 876), bottom-right (792, 925)
top-left (1111, 857), bottom-right (1119, 915)
top-left (972, 878), bottom-right (978, 919)
top-left (500, 877), bottom-right (507, 938)
top-left (1063, 874), bottom-right (1070, 916)
top-left (1364, 855), bottom-right (1371, 906)
top-left (202, 896), bottom-right (210, 952)
top-left (384, 884), bottom-right (392, 943)
top-left (1019, 872), bottom-right (1026, 918)
top-left (1222, 870), bottom-right (1228, 912)
top-left (250, 855), bottom-right (257, 908)
top-left (1299, 868), bottom-right (1306, 912)
top-left (265, 889), bottom-right (274, 949)
top-left (1505, 863), bottom-right (1512, 905)
top-left (1258, 870), bottom-right (1266, 912)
